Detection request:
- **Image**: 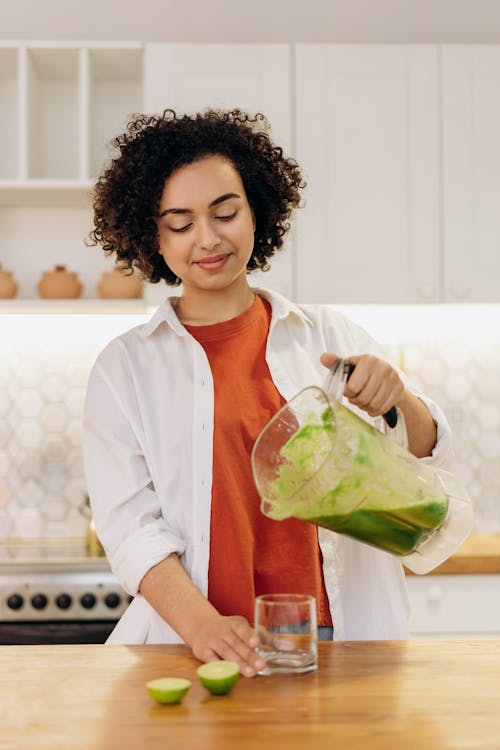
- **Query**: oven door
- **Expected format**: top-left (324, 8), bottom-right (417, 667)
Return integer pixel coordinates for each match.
top-left (0, 555), bottom-right (130, 644)
top-left (0, 619), bottom-right (118, 645)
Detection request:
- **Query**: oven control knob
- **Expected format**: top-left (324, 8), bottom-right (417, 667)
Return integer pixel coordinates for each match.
top-left (104, 592), bottom-right (121, 609)
top-left (7, 593), bottom-right (24, 610)
top-left (31, 593), bottom-right (48, 610)
top-left (56, 593), bottom-right (73, 610)
top-left (80, 593), bottom-right (96, 609)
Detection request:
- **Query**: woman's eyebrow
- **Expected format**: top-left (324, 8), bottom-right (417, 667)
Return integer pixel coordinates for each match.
top-left (158, 192), bottom-right (241, 218)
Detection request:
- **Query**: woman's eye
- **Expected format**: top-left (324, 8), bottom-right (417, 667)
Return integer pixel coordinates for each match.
top-left (215, 211), bottom-right (237, 221)
top-left (167, 211), bottom-right (236, 232)
top-left (169, 223), bottom-right (192, 233)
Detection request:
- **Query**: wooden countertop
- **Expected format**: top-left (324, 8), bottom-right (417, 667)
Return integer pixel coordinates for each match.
top-left (2, 641), bottom-right (500, 749)
top-left (405, 533), bottom-right (500, 575)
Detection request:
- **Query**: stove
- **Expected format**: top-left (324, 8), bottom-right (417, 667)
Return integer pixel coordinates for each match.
top-left (0, 542), bottom-right (131, 644)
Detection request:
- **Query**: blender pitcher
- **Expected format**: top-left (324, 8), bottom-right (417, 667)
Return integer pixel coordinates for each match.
top-left (251, 360), bottom-right (473, 574)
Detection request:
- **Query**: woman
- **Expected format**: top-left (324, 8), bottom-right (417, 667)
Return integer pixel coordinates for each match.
top-left (84, 109), bottom-right (451, 677)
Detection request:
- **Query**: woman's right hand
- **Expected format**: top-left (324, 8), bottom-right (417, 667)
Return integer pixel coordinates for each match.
top-left (140, 555), bottom-right (265, 677)
top-left (190, 613), bottom-right (266, 678)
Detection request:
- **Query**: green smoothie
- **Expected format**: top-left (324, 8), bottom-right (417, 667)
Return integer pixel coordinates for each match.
top-left (266, 403), bottom-right (449, 556)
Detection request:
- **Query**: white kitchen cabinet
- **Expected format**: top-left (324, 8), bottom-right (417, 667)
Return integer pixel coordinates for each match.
top-left (87, 47), bottom-right (143, 179)
top-left (0, 42), bottom-right (143, 190)
top-left (144, 44), bottom-right (292, 153)
top-left (406, 574), bottom-right (500, 639)
top-left (0, 42), bottom-right (143, 299)
top-left (3, 41), bottom-right (500, 305)
top-left (295, 44), bottom-right (441, 305)
top-left (24, 46), bottom-right (80, 179)
top-left (442, 46), bottom-right (500, 302)
top-left (0, 47), bottom-right (20, 179)
top-left (143, 43), bottom-right (294, 301)
top-left (0, 41), bottom-right (294, 302)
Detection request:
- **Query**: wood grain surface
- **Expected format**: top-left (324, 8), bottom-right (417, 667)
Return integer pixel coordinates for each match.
top-left (1, 640), bottom-right (500, 750)
top-left (405, 533), bottom-right (500, 575)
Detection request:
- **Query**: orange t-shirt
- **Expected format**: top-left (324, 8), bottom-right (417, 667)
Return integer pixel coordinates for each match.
top-left (185, 295), bottom-right (332, 627)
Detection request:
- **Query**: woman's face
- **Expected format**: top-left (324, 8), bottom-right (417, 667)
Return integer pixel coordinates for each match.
top-left (155, 155), bottom-right (256, 293)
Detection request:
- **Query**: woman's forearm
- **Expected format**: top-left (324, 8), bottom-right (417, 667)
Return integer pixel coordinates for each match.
top-left (138, 553), bottom-right (265, 676)
top-left (397, 389), bottom-right (438, 459)
top-left (139, 553), bottom-right (220, 645)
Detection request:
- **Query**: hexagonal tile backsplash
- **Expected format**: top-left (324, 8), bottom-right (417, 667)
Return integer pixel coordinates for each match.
top-left (0, 312), bottom-right (149, 541)
top-left (402, 339), bottom-right (500, 533)
top-left (0, 307), bottom-right (499, 542)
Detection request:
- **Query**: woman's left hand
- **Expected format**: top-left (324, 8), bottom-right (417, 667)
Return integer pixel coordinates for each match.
top-left (320, 352), bottom-right (438, 458)
top-left (320, 352), bottom-right (405, 419)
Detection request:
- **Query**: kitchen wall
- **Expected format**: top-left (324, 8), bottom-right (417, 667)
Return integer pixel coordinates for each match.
top-left (1, 303), bottom-right (499, 542)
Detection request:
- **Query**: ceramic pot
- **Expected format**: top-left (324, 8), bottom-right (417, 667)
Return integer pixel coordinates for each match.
top-left (0, 265), bottom-right (18, 299)
top-left (37, 265), bottom-right (83, 299)
top-left (97, 267), bottom-right (142, 299)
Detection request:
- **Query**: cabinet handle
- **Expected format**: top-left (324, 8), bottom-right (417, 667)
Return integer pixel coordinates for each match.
top-left (426, 584), bottom-right (443, 603)
top-left (451, 284), bottom-right (470, 300)
top-left (417, 284), bottom-right (434, 299)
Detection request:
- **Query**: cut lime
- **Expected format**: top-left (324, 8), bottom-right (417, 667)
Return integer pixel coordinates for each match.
top-left (146, 677), bottom-right (191, 704)
top-left (197, 660), bottom-right (240, 695)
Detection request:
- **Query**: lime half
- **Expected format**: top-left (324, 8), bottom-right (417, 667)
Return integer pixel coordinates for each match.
top-left (197, 660), bottom-right (240, 695)
top-left (146, 677), bottom-right (191, 704)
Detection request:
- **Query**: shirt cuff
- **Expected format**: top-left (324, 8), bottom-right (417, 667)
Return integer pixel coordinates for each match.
top-left (108, 524), bottom-right (186, 596)
top-left (414, 393), bottom-right (452, 467)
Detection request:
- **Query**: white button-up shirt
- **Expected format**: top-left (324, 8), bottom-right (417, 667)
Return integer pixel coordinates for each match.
top-left (83, 288), bottom-right (452, 644)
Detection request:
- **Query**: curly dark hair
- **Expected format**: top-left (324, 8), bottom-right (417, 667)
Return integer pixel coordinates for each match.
top-left (88, 109), bottom-right (305, 285)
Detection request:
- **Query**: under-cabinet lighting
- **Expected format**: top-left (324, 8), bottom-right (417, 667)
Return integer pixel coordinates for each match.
top-left (1, 303), bottom-right (500, 352)
top-left (334, 304), bottom-right (500, 344)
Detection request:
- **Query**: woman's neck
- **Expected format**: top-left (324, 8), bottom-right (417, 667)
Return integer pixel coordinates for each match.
top-left (174, 282), bottom-right (256, 326)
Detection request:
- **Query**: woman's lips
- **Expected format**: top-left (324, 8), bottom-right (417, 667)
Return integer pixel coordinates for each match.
top-left (195, 253), bottom-right (230, 271)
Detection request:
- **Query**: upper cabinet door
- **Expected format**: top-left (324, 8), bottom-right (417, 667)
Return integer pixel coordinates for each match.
top-left (143, 43), bottom-right (294, 300)
top-left (144, 44), bottom-right (291, 151)
top-left (442, 46), bottom-right (500, 303)
top-left (295, 45), bottom-right (440, 304)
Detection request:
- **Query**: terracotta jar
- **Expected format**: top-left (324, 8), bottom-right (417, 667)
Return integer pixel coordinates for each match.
top-left (97, 267), bottom-right (143, 299)
top-left (37, 265), bottom-right (83, 299)
top-left (0, 264), bottom-right (18, 299)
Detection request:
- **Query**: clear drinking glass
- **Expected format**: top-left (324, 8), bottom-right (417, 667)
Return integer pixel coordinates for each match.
top-left (254, 593), bottom-right (317, 675)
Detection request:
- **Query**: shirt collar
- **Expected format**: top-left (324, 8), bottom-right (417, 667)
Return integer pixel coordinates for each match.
top-left (254, 287), bottom-right (314, 327)
top-left (142, 295), bottom-right (187, 337)
top-left (141, 287), bottom-right (313, 338)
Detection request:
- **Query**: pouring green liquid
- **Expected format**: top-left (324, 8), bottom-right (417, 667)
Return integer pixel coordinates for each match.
top-left (267, 404), bottom-right (449, 556)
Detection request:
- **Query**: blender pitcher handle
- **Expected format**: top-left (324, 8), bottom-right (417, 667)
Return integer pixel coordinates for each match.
top-left (323, 359), bottom-right (408, 448)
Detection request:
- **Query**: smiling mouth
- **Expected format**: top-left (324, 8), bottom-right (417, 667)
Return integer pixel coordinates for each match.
top-left (195, 253), bottom-right (230, 269)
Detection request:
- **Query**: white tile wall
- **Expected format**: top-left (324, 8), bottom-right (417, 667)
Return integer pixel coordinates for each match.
top-left (403, 339), bottom-right (500, 532)
top-left (0, 312), bottom-right (149, 540)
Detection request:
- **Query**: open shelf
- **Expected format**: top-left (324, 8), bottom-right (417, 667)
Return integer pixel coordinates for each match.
top-left (0, 42), bottom-right (143, 186)
top-left (0, 298), bottom-right (155, 314)
top-left (0, 179), bottom-right (94, 206)
top-left (0, 42), bottom-right (145, 307)
top-left (25, 47), bottom-right (80, 179)
top-left (88, 47), bottom-right (143, 178)
top-left (0, 47), bottom-right (19, 179)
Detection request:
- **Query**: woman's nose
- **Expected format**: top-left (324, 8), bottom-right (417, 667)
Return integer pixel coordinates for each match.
top-left (196, 220), bottom-right (222, 250)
